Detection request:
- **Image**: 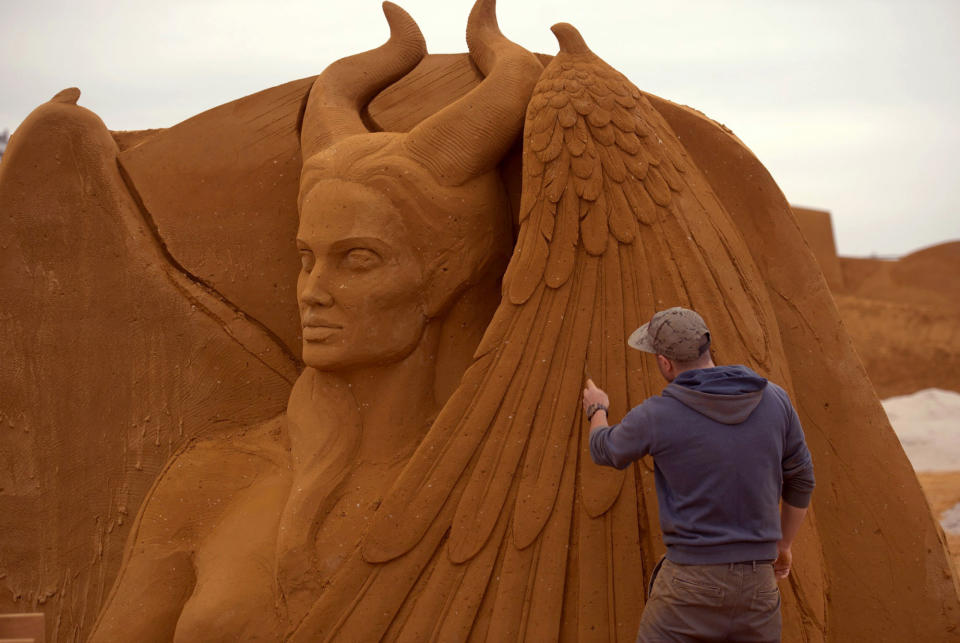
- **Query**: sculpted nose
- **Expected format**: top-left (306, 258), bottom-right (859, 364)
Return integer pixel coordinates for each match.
top-left (301, 268), bottom-right (335, 307)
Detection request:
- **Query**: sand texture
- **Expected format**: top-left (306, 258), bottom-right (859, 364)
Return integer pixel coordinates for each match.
top-left (2, 4), bottom-right (958, 641)
top-left (792, 208), bottom-right (960, 398)
top-left (918, 472), bottom-right (960, 583)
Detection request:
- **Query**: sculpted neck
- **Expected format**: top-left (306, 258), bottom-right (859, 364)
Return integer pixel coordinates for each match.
top-left (331, 323), bottom-right (441, 464)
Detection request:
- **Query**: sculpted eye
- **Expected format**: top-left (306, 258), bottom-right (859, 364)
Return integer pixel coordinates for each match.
top-left (342, 248), bottom-right (382, 271)
top-left (299, 250), bottom-right (315, 272)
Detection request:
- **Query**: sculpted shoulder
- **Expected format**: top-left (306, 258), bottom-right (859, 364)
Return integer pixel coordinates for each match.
top-left (131, 415), bottom-right (291, 550)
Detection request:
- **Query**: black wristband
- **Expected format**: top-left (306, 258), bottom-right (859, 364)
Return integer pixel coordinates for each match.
top-left (586, 403), bottom-right (608, 421)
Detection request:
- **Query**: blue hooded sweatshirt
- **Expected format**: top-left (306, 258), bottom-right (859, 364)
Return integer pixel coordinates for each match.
top-left (589, 365), bottom-right (815, 565)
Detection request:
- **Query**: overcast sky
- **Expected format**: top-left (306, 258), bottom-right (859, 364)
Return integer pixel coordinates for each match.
top-left (2, 0), bottom-right (958, 257)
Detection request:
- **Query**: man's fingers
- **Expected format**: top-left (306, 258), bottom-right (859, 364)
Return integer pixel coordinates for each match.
top-left (585, 378), bottom-right (596, 389)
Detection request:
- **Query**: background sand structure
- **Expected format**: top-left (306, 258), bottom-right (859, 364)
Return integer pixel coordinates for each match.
top-left (795, 206), bottom-right (960, 575)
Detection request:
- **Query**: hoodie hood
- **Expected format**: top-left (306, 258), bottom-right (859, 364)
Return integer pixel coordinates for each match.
top-left (662, 365), bottom-right (768, 424)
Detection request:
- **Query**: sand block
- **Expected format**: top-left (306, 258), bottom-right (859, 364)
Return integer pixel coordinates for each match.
top-left (793, 206), bottom-right (845, 291)
top-left (0, 613), bottom-right (44, 642)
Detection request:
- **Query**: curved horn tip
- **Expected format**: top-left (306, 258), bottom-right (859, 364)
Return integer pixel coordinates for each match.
top-left (51, 87), bottom-right (81, 105)
top-left (550, 22), bottom-right (592, 55)
top-left (382, 2), bottom-right (426, 49)
top-left (468, 0), bottom-right (499, 31)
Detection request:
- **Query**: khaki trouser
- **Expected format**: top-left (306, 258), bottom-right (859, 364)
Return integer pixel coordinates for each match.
top-left (636, 558), bottom-right (781, 642)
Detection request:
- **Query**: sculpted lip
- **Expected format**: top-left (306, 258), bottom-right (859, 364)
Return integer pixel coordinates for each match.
top-left (301, 321), bottom-right (343, 341)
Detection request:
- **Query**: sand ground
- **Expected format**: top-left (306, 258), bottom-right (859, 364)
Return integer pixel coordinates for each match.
top-left (916, 471), bottom-right (960, 572)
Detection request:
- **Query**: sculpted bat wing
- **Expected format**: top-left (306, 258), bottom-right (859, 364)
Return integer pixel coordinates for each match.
top-left (289, 17), bottom-right (827, 642)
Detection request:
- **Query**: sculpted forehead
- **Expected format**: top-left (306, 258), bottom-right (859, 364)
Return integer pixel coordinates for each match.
top-left (299, 179), bottom-right (408, 245)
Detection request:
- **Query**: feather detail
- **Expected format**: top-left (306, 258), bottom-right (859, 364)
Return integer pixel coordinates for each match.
top-left (565, 124), bottom-right (587, 157)
top-left (573, 115), bottom-right (590, 142)
top-left (622, 149), bottom-right (649, 181)
top-left (508, 221), bottom-right (549, 304)
top-left (289, 492), bottom-right (457, 643)
top-left (545, 146), bottom-right (571, 203)
top-left (580, 164), bottom-right (603, 201)
top-left (538, 119), bottom-right (565, 162)
top-left (545, 189), bottom-right (579, 287)
top-left (519, 173), bottom-right (543, 223)
top-left (622, 179), bottom-right (657, 225)
top-left (448, 282), bottom-right (573, 563)
top-left (597, 142), bottom-right (627, 183)
top-left (587, 107), bottom-right (612, 129)
top-left (570, 150), bottom-right (594, 179)
top-left (572, 97), bottom-right (593, 115)
top-left (614, 127), bottom-right (641, 155)
top-left (557, 102), bottom-right (578, 128)
top-left (610, 104), bottom-right (636, 132)
top-left (589, 120), bottom-right (615, 146)
top-left (526, 151), bottom-right (545, 178)
top-left (530, 126), bottom-right (553, 152)
top-left (634, 115), bottom-right (651, 138)
top-left (657, 155), bottom-right (684, 192)
top-left (642, 165), bottom-right (672, 207)
top-left (549, 90), bottom-right (569, 109)
top-left (430, 502), bottom-right (512, 641)
top-left (607, 184), bottom-right (638, 243)
top-left (513, 256), bottom-right (598, 548)
top-left (531, 102), bottom-right (556, 134)
top-left (483, 533), bottom-right (537, 641)
top-left (609, 467), bottom-right (646, 640)
top-left (580, 245), bottom-right (638, 518)
top-left (539, 198), bottom-right (557, 242)
top-left (580, 190), bottom-right (608, 255)
top-left (576, 507), bottom-right (614, 641)
top-left (362, 284), bottom-right (545, 563)
top-left (519, 424), bottom-right (579, 641)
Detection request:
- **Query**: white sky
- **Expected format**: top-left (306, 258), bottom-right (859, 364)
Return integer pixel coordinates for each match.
top-left (2, 0), bottom-right (958, 257)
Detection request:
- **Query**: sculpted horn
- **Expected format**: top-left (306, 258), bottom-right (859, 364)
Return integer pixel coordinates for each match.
top-left (300, 1), bottom-right (426, 162)
top-left (404, 0), bottom-right (543, 185)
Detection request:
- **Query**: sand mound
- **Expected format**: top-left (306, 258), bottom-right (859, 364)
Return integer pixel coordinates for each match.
top-left (883, 388), bottom-right (960, 472)
top-left (842, 241), bottom-right (960, 309)
top-left (885, 389), bottom-right (960, 572)
top-left (942, 502), bottom-right (960, 535)
top-left (834, 294), bottom-right (960, 398)
top-left (793, 209), bottom-right (960, 397)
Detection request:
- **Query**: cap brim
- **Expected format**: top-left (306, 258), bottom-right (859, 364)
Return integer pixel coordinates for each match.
top-left (627, 323), bottom-right (656, 353)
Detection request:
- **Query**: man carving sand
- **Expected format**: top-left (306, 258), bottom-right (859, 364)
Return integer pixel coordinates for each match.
top-left (584, 307), bottom-right (815, 642)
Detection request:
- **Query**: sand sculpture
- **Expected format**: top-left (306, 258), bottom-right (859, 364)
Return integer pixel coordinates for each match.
top-left (1, 1), bottom-right (958, 641)
top-left (834, 241), bottom-right (960, 397)
top-left (793, 207), bottom-right (960, 398)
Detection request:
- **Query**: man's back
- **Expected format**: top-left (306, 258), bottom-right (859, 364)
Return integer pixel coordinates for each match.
top-left (590, 365), bottom-right (814, 565)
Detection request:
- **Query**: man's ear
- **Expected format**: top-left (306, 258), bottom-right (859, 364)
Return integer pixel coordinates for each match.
top-left (656, 354), bottom-right (673, 379)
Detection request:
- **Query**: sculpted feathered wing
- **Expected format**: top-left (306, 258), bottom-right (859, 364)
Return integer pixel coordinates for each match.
top-left (290, 22), bottom-right (822, 643)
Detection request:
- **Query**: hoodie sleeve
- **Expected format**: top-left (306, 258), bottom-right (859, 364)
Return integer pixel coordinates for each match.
top-left (778, 388), bottom-right (815, 508)
top-left (589, 401), bottom-right (657, 470)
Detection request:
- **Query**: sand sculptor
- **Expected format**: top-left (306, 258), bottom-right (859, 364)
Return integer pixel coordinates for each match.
top-left (1, 0), bottom-right (957, 641)
top-left (585, 307), bottom-right (815, 640)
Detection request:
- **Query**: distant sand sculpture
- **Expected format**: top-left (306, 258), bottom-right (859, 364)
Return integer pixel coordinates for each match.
top-left (794, 206), bottom-right (960, 398)
top-left (1, 1), bottom-right (958, 641)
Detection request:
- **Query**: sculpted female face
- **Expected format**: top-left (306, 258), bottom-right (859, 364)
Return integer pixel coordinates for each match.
top-left (296, 179), bottom-right (428, 371)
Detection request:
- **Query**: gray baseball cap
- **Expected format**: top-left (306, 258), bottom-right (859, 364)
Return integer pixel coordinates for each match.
top-left (628, 307), bottom-right (711, 362)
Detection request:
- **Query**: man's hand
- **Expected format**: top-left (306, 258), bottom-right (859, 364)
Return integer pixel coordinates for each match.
top-left (775, 501), bottom-right (807, 581)
top-left (773, 543), bottom-right (792, 580)
top-left (582, 379), bottom-right (610, 415)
